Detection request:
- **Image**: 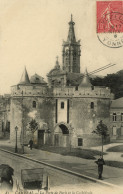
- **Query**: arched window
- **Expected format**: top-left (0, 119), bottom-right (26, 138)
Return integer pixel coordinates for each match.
top-left (61, 102), bottom-right (64, 109)
top-left (33, 101), bottom-right (36, 108)
top-left (91, 102), bottom-right (94, 109)
top-left (113, 113), bottom-right (116, 121)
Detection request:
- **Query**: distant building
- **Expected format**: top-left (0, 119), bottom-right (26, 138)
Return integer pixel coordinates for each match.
top-left (110, 97), bottom-right (123, 142)
top-left (8, 16), bottom-right (115, 148)
top-left (0, 95), bottom-right (11, 138)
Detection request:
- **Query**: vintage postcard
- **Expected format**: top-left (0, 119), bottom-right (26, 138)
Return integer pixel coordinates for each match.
top-left (0, 0), bottom-right (123, 194)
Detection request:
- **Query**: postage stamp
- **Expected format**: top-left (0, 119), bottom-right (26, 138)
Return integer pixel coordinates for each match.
top-left (97, 1), bottom-right (123, 48)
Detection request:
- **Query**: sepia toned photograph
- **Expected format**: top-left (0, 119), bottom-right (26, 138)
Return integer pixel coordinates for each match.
top-left (0, 0), bottom-right (123, 193)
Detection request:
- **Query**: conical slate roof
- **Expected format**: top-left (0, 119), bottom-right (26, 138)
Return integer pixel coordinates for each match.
top-left (80, 68), bottom-right (92, 87)
top-left (19, 67), bottom-right (30, 84)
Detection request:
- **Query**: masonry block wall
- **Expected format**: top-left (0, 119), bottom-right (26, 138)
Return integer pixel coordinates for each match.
top-left (10, 86), bottom-right (55, 145)
top-left (51, 85), bottom-right (112, 147)
top-left (0, 96), bottom-right (10, 138)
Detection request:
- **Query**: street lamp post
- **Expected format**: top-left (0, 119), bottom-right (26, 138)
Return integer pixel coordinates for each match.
top-left (15, 126), bottom-right (18, 153)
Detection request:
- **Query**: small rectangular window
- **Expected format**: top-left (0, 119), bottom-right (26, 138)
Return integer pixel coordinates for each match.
top-left (78, 138), bottom-right (83, 146)
top-left (113, 113), bottom-right (116, 121)
top-left (75, 86), bottom-right (78, 91)
top-left (61, 102), bottom-right (64, 109)
top-left (6, 121), bottom-right (10, 132)
top-left (91, 102), bottom-right (94, 109)
top-left (33, 101), bottom-right (36, 108)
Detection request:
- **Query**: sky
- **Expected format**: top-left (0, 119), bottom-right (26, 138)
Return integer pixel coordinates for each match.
top-left (0, 0), bottom-right (122, 94)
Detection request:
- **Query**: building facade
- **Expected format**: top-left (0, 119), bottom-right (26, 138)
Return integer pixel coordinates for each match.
top-left (0, 95), bottom-right (11, 139)
top-left (9, 17), bottom-right (114, 148)
top-left (110, 97), bottom-right (123, 142)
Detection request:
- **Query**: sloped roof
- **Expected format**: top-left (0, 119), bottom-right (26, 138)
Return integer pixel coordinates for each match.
top-left (30, 74), bottom-right (47, 84)
top-left (111, 97), bottom-right (123, 108)
top-left (19, 67), bottom-right (30, 84)
top-left (79, 69), bottom-right (92, 87)
top-left (67, 15), bottom-right (76, 43)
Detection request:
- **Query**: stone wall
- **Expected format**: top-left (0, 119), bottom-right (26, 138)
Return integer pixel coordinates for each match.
top-left (52, 95), bottom-right (111, 147)
top-left (10, 96), bottom-right (55, 145)
top-left (10, 83), bottom-right (112, 147)
top-left (0, 96), bottom-right (10, 138)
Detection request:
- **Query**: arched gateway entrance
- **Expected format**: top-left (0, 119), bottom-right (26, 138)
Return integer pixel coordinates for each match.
top-left (54, 123), bottom-right (69, 147)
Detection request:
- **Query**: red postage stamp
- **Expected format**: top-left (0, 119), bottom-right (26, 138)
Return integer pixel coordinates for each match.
top-left (97, 1), bottom-right (123, 48)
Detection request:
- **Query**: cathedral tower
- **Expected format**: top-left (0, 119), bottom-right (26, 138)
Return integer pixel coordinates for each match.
top-left (62, 15), bottom-right (81, 73)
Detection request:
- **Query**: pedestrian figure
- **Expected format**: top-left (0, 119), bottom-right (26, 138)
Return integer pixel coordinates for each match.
top-left (95, 155), bottom-right (105, 179)
top-left (29, 139), bottom-right (33, 150)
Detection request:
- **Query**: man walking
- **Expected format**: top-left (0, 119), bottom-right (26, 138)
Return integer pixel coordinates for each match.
top-left (29, 139), bottom-right (33, 150)
top-left (95, 155), bottom-right (105, 179)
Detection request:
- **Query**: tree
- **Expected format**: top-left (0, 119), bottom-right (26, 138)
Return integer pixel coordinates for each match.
top-left (29, 119), bottom-right (38, 135)
top-left (92, 120), bottom-right (109, 158)
top-left (90, 70), bottom-right (123, 99)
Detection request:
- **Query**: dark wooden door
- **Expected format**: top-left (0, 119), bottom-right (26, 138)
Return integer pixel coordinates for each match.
top-left (38, 130), bottom-right (44, 146)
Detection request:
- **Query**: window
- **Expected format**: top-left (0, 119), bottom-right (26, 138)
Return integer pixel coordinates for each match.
top-left (75, 86), bottom-right (78, 91)
top-left (61, 102), bottom-right (64, 109)
top-left (78, 138), bottom-right (83, 146)
top-left (121, 113), bottom-right (123, 121)
top-left (33, 101), bottom-right (36, 108)
top-left (113, 113), bottom-right (116, 121)
top-left (91, 102), bottom-right (94, 109)
top-left (6, 121), bottom-right (10, 132)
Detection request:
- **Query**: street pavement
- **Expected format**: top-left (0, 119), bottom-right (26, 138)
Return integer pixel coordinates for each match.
top-left (91, 143), bottom-right (123, 162)
top-left (0, 150), bottom-right (96, 193)
top-left (0, 141), bottom-right (123, 194)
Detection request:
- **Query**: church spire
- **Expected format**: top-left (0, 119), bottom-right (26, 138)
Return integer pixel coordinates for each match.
top-left (62, 16), bottom-right (81, 73)
top-left (19, 67), bottom-right (30, 84)
top-left (67, 14), bottom-right (76, 43)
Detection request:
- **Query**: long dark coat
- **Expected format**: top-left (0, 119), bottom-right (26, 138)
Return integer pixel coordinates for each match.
top-left (96, 158), bottom-right (105, 175)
